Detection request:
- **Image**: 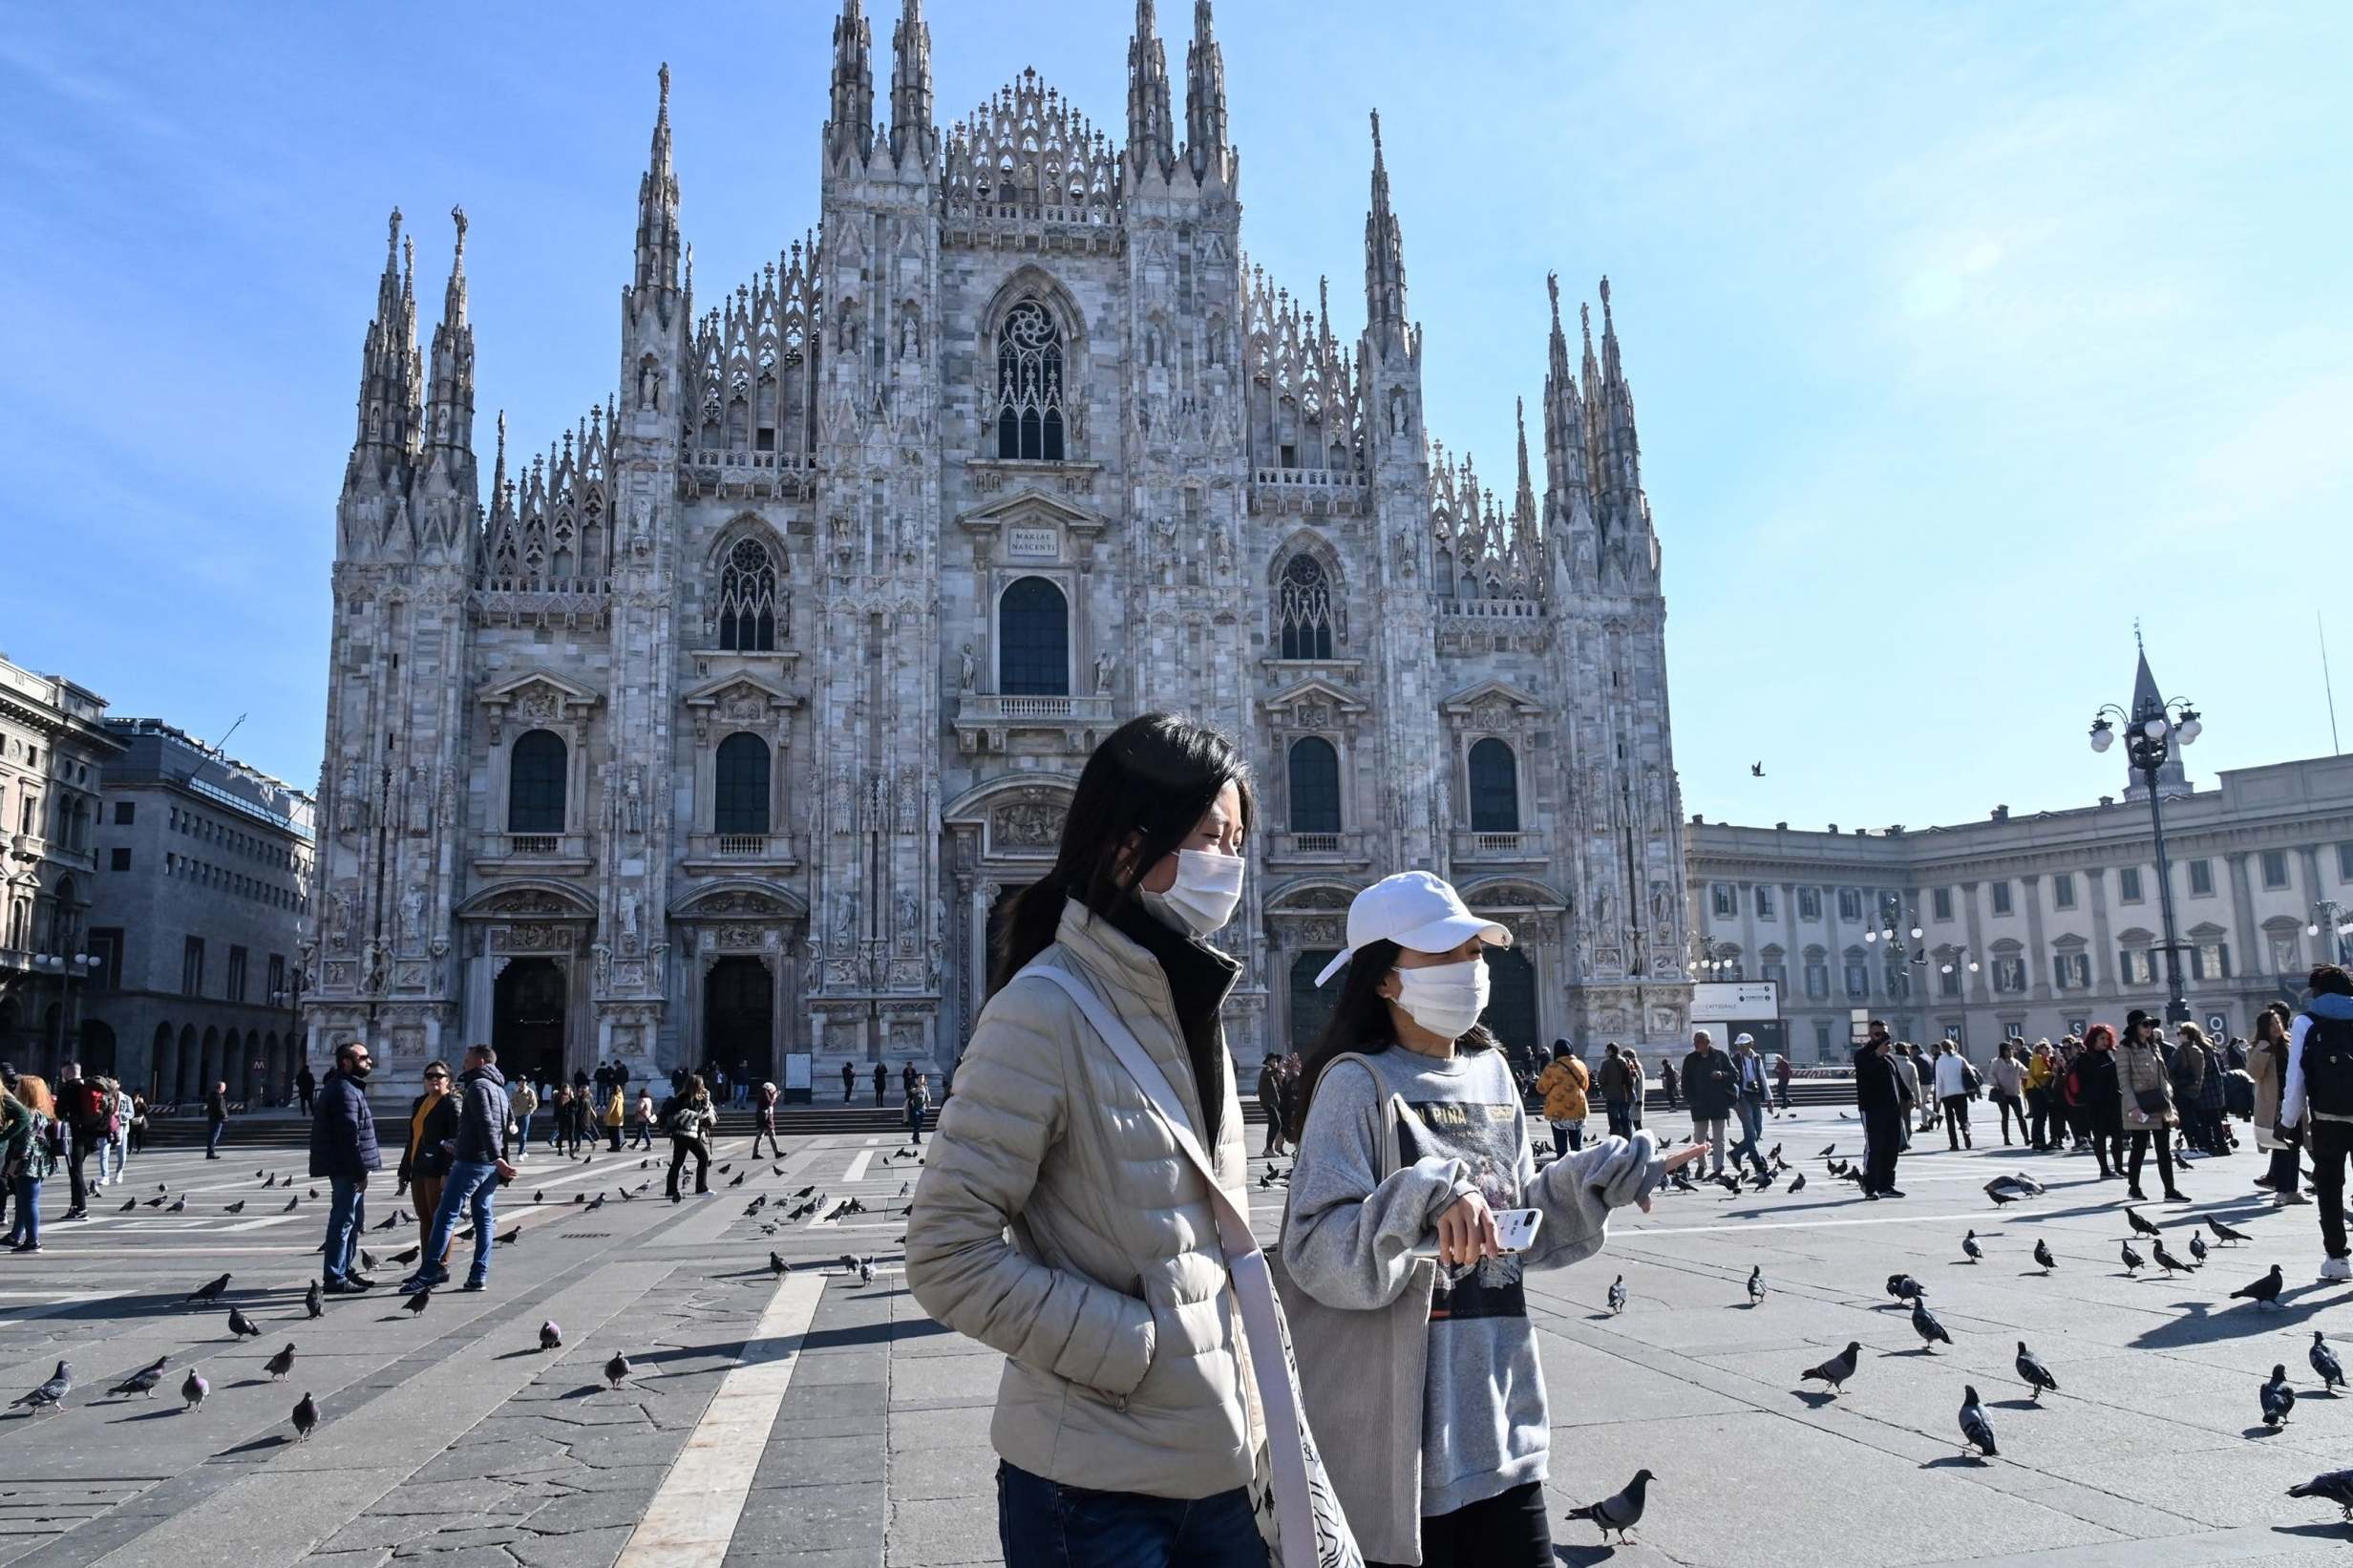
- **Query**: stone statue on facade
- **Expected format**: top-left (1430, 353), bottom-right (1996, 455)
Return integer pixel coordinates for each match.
top-left (1093, 648), bottom-right (1116, 694)
top-left (959, 643), bottom-right (977, 690)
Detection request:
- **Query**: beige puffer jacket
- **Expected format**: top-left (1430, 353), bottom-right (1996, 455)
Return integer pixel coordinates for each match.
top-left (907, 899), bottom-right (1255, 1499)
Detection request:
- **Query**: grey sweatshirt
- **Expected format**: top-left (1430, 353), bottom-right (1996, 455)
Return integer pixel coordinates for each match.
top-left (1282, 1044), bottom-right (1662, 1523)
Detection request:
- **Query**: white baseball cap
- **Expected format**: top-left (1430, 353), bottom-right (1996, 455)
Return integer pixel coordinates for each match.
top-left (1314, 871), bottom-right (1513, 986)
top-left (1733, 1032), bottom-right (1756, 1048)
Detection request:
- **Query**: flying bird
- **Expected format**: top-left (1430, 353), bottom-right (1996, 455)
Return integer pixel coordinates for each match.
top-left (1606, 1275), bottom-right (1627, 1315)
top-left (227, 1307), bottom-right (263, 1339)
top-left (539, 1321), bottom-right (562, 1352)
top-left (291, 1392), bottom-right (319, 1440)
top-left (1800, 1341), bottom-right (1861, 1397)
top-left (604, 1352), bottom-right (631, 1389)
top-left (2233, 1264), bottom-right (2285, 1310)
top-left (1750, 762), bottom-right (1765, 777)
top-left (1566, 1469), bottom-right (1653, 1545)
top-left (2263, 1364), bottom-right (2297, 1428)
top-left (1984, 1174), bottom-right (2044, 1207)
top-left (181, 1367), bottom-right (209, 1412)
top-left (1747, 1266), bottom-right (1765, 1305)
top-left (1911, 1299), bottom-right (1952, 1352)
top-left (184, 1273), bottom-right (232, 1306)
top-left (2120, 1240), bottom-right (2145, 1276)
top-left (2310, 1331), bottom-right (2345, 1393)
top-left (2033, 1240), bottom-right (2056, 1273)
top-left (1958, 1386), bottom-right (1998, 1459)
top-left (264, 1344), bottom-right (296, 1381)
top-left (11, 1361), bottom-right (71, 1416)
top-left (2286, 1467), bottom-right (2353, 1520)
top-left (2125, 1207), bottom-right (2162, 1240)
top-left (2206, 1217), bottom-right (2250, 1245)
top-left (2014, 1342), bottom-right (2058, 1402)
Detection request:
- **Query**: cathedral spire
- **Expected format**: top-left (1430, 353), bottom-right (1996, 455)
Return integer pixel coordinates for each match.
top-left (1513, 395), bottom-right (1537, 542)
top-left (1540, 271), bottom-right (1593, 546)
top-left (1127, 0), bottom-right (1175, 181)
top-left (397, 228), bottom-right (423, 462)
top-left (425, 205), bottom-right (475, 463)
top-left (634, 64), bottom-right (683, 293)
top-left (1364, 110), bottom-right (1410, 350)
top-left (349, 207), bottom-right (408, 469)
top-left (1592, 275), bottom-right (1645, 521)
top-left (1183, 0), bottom-right (1228, 181)
top-left (887, 0), bottom-right (935, 167)
top-left (827, 0), bottom-right (875, 165)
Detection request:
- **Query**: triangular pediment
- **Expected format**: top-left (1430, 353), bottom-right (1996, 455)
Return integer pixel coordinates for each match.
top-left (682, 670), bottom-right (801, 710)
top-left (1259, 675), bottom-right (1367, 717)
top-left (476, 668), bottom-right (602, 710)
top-left (1439, 677), bottom-right (1546, 716)
top-left (954, 487), bottom-right (1111, 534)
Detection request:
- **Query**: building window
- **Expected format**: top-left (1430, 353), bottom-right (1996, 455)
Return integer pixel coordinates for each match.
top-left (86, 926), bottom-right (122, 989)
top-left (1712, 884), bottom-right (1736, 919)
top-left (1286, 737), bottom-right (1342, 835)
top-left (1813, 1020), bottom-right (1832, 1057)
top-left (1762, 961), bottom-right (1788, 988)
top-left (1932, 887), bottom-right (1953, 921)
top-left (1837, 888), bottom-right (1861, 922)
top-left (1466, 738), bottom-right (1518, 833)
top-left (2119, 948), bottom-right (2152, 985)
top-left (2053, 951), bottom-right (2090, 989)
top-left (995, 300), bottom-right (1066, 461)
top-left (2187, 858), bottom-right (2214, 896)
top-left (226, 945), bottom-right (249, 1004)
top-left (110, 847), bottom-right (131, 872)
top-left (2270, 932), bottom-right (2303, 974)
top-left (1991, 955), bottom-right (2027, 994)
top-left (1797, 887), bottom-right (1821, 921)
top-left (507, 730), bottom-right (568, 834)
top-left (181, 936), bottom-right (205, 997)
top-left (997, 577), bottom-right (1070, 696)
top-left (1804, 962), bottom-right (1830, 999)
top-left (713, 538), bottom-right (780, 651)
top-left (1939, 961), bottom-right (1961, 998)
top-left (2261, 849), bottom-right (2290, 889)
top-left (1276, 556), bottom-right (1337, 661)
top-left (1844, 962), bottom-right (1869, 999)
top-left (1990, 881), bottom-right (2013, 916)
top-left (713, 733), bottom-right (772, 836)
top-left (1755, 885), bottom-right (1775, 918)
top-left (114, 801), bottom-right (134, 825)
top-left (2339, 841), bottom-right (2353, 880)
top-left (2051, 873), bottom-right (2075, 910)
top-left (266, 953), bottom-right (286, 1002)
top-left (2118, 867), bottom-right (2144, 902)
top-left (2191, 941), bottom-right (2231, 981)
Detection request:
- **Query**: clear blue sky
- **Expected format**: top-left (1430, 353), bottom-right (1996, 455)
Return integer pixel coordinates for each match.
top-left (3, 2), bottom-right (2345, 827)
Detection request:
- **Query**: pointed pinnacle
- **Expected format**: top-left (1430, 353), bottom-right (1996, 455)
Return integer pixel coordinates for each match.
top-left (658, 60), bottom-right (670, 113)
top-left (450, 204), bottom-right (467, 257)
top-left (1547, 270), bottom-right (1561, 328)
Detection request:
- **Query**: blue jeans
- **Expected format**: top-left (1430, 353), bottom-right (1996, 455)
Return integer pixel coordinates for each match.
top-left (323, 1175), bottom-right (367, 1282)
top-left (631, 1121), bottom-right (654, 1149)
top-left (1730, 1097), bottom-right (1766, 1170)
top-left (514, 1112), bottom-right (532, 1154)
top-left (101, 1134), bottom-right (125, 1183)
top-left (422, 1159), bottom-right (498, 1285)
top-left (8, 1175), bottom-right (39, 1247)
top-left (205, 1118), bottom-right (224, 1155)
top-left (996, 1462), bottom-right (1267, 1568)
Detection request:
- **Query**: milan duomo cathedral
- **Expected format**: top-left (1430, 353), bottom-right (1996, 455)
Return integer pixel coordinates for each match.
top-left (304, 1), bottom-right (1694, 1094)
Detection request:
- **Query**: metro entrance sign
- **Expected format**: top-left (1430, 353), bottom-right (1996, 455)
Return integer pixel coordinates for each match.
top-left (1690, 981), bottom-right (1780, 1023)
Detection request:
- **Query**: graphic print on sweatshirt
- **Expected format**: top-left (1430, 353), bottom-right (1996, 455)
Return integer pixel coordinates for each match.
top-left (1396, 1098), bottom-right (1526, 1322)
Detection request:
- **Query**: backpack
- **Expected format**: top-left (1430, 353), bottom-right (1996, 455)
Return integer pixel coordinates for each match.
top-left (2301, 1012), bottom-right (2353, 1119)
top-left (64, 1079), bottom-right (109, 1137)
top-left (1961, 1061), bottom-right (1982, 1099)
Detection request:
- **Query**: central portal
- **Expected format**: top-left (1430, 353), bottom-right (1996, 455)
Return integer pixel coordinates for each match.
top-left (493, 957), bottom-right (568, 1088)
top-left (704, 956), bottom-right (774, 1086)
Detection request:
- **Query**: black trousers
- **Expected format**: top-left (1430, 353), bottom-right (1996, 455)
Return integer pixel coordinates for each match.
top-left (666, 1136), bottom-right (710, 1197)
top-left (1862, 1107), bottom-right (1902, 1193)
top-left (1369, 1480), bottom-right (1551, 1568)
top-left (2127, 1127), bottom-right (2178, 1193)
top-left (2312, 1119), bottom-right (2353, 1259)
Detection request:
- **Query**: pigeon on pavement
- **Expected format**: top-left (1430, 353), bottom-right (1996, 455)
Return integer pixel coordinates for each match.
top-left (1566, 1470), bottom-right (1653, 1544)
top-left (264, 1344), bottom-right (296, 1381)
top-left (540, 1321), bottom-right (562, 1351)
top-left (2120, 1240), bottom-right (2145, 1275)
top-left (1962, 1230), bottom-right (1982, 1263)
top-left (2233, 1264), bottom-right (2285, 1309)
top-left (2287, 1467), bottom-right (2353, 1520)
top-left (1788, 1172), bottom-right (1806, 1194)
top-left (108, 1357), bottom-right (170, 1399)
top-left (771, 1252), bottom-right (789, 1279)
top-left (2206, 1216), bottom-right (2250, 1244)
top-left (1801, 1342), bottom-right (1861, 1396)
top-left (119, 1198), bottom-right (137, 1212)
top-left (167, 1196), bottom-right (186, 1213)
top-left (2189, 1233), bottom-right (2210, 1265)
top-left (2152, 1241), bottom-right (2196, 1277)
top-left (291, 1392), bottom-right (319, 1440)
top-left (1886, 1273), bottom-right (1926, 1303)
top-left (604, 1352), bottom-right (631, 1389)
top-left (224, 1200), bottom-right (245, 1215)
top-left (1959, 1386), bottom-right (1999, 1459)
top-left (402, 1288), bottom-right (432, 1316)
top-left (2263, 1365), bottom-right (2297, 1427)
top-left (180, 1367), bottom-right (208, 1412)
top-left (1912, 1299), bottom-right (1952, 1352)
top-left (2033, 1240), bottom-right (2057, 1273)
top-left (2126, 1207), bottom-right (2162, 1240)
top-left (184, 1273), bottom-right (232, 1306)
top-left (11, 1361), bottom-right (71, 1415)
top-left (283, 1197), bottom-right (300, 1213)
top-left (2311, 1331), bottom-right (2345, 1393)
top-left (2015, 1342), bottom-right (2058, 1401)
top-left (227, 1307), bottom-right (263, 1339)
top-left (1747, 1266), bottom-right (1765, 1305)
top-left (1606, 1275), bottom-right (1627, 1315)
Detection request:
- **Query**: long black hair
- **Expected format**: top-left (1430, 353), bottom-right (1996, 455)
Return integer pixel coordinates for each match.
top-left (1286, 938), bottom-right (1496, 1142)
top-left (989, 712), bottom-right (1254, 995)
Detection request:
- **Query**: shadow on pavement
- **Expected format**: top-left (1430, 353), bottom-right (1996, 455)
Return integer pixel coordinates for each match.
top-left (2129, 1284), bottom-right (2353, 1348)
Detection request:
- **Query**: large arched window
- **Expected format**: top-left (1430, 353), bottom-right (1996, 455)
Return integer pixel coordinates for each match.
top-left (1480, 946), bottom-right (1538, 1059)
top-left (1287, 737), bottom-right (1342, 835)
top-left (1276, 555), bottom-right (1335, 660)
top-left (713, 733), bottom-right (771, 836)
top-left (507, 730), bottom-right (568, 834)
top-left (996, 301), bottom-right (1066, 461)
top-left (714, 538), bottom-right (780, 651)
top-left (998, 577), bottom-right (1070, 696)
top-left (1468, 738), bottom-right (1520, 833)
top-left (1288, 949), bottom-right (1342, 1056)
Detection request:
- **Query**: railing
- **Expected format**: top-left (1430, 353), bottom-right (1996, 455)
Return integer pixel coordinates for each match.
top-left (1252, 467), bottom-right (1365, 488)
top-left (956, 694), bottom-right (1114, 726)
top-left (1291, 833), bottom-right (1343, 854)
top-left (1266, 831), bottom-right (1367, 863)
top-left (685, 832), bottom-right (798, 867)
top-left (683, 449), bottom-right (813, 474)
top-left (1452, 829), bottom-right (1546, 861)
top-left (1438, 597), bottom-right (1546, 622)
top-left (507, 835), bottom-right (560, 856)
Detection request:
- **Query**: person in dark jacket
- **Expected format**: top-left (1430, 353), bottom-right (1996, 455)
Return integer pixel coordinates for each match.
top-left (662, 1075), bottom-right (716, 1200)
top-left (402, 1045), bottom-right (513, 1293)
top-left (294, 1062), bottom-right (317, 1115)
top-left (309, 1042), bottom-right (383, 1291)
top-left (2072, 1024), bottom-right (2125, 1180)
top-left (1855, 1022), bottom-right (1905, 1198)
top-left (751, 1079), bottom-right (781, 1159)
top-left (202, 1079), bottom-right (228, 1159)
top-left (396, 1061), bottom-right (460, 1275)
top-left (872, 1061), bottom-right (888, 1107)
top-left (1681, 1030), bottom-right (1741, 1176)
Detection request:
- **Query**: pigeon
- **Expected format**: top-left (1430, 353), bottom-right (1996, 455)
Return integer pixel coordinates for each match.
top-left (729, 1173), bottom-right (746, 1188)
top-left (2189, 1232), bottom-right (2210, 1264)
top-left (2033, 1240), bottom-right (2056, 1273)
top-left (2120, 1240), bottom-right (2145, 1275)
top-left (1788, 1172), bottom-right (1806, 1195)
top-left (2015, 1342), bottom-right (2058, 1401)
top-left (263, 1174), bottom-right (276, 1188)
top-left (539, 1321), bottom-right (562, 1351)
top-left (119, 1198), bottom-right (137, 1212)
top-left (497, 1227), bottom-right (520, 1245)
top-left (717, 1163), bottom-right (732, 1176)
top-left (1886, 1273), bottom-right (1926, 1303)
top-left (2126, 1207), bottom-right (2162, 1240)
top-left (375, 1212), bottom-right (402, 1230)
top-left (1566, 1469), bottom-right (1653, 1544)
top-left (1962, 1230), bottom-right (1982, 1263)
top-left (304, 1280), bottom-right (324, 1319)
top-left (167, 1196), bottom-right (186, 1213)
top-left (604, 1352), bottom-right (631, 1389)
top-left (2206, 1216), bottom-right (2250, 1244)
top-left (185, 1273), bottom-right (232, 1305)
top-left (225, 1200), bottom-right (246, 1215)
top-left (1826, 1158), bottom-right (1850, 1177)
top-left (585, 1195), bottom-right (606, 1212)
top-left (11, 1361), bottom-right (71, 1415)
top-left (360, 1250), bottom-right (382, 1272)
top-left (793, 1185), bottom-right (815, 1198)
top-left (1801, 1341), bottom-right (1861, 1396)
top-left (1606, 1275), bottom-right (1626, 1315)
top-left (1748, 1266), bottom-right (1765, 1305)
top-left (2286, 1467), bottom-right (2353, 1520)
top-left (745, 1197), bottom-right (768, 1217)
top-left (227, 1307), bottom-right (263, 1339)
top-left (181, 1367), bottom-right (208, 1412)
top-left (2232, 1264), bottom-right (2285, 1309)
top-left (1817, 1144), bottom-right (1836, 1158)
top-left (2152, 1241), bottom-right (2196, 1277)
top-left (2311, 1331), bottom-right (2345, 1393)
top-left (264, 1344), bottom-right (296, 1381)
top-left (1985, 1183), bottom-right (2024, 1208)
top-left (1958, 1386), bottom-right (1998, 1459)
top-left (533, 1191), bottom-right (544, 1203)
top-left (1912, 1299), bottom-right (1952, 1352)
top-left (771, 1252), bottom-right (789, 1279)
top-left (572, 1193), bottom-right (585, 1204)
top-left (390, 1245), bottom-right (419, 1266)
top-left (2263, 1364), bottom-right (2297, 1427)
top-left (859, 1257), bottom-right (876, 1286)
top-left (1986, 1172), bottom-right (2045, 1202)
top-left (283, 1197), bottom-right (300, 1213)
top-left (403, 1288), bottom-right (432, 1316)
top-left (145, 1196), bottom-right (166, 1208)
top-left (291, 1392), bottom-right (319, 1440)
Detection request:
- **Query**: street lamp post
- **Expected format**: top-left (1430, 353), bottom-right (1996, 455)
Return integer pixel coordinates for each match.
top-left (2089, 679), bottom-right (2204, 1026)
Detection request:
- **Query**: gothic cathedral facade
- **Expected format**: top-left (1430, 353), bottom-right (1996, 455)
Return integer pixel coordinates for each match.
top-left (304, 2), bottom-right (1694, 1091)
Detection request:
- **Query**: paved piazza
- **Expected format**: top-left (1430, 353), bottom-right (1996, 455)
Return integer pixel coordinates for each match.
top-left (4, 1110), bottom-right (2352, 1567)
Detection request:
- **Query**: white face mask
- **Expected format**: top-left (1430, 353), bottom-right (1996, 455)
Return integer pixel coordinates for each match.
top-left (1137, 848), bottom-right (1246, 938)
top-left (1391, 957), bottom-right (1490, 1039)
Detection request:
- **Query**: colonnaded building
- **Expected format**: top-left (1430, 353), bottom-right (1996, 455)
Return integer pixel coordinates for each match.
top-left (304, 2), bottom-right (1695, 1091)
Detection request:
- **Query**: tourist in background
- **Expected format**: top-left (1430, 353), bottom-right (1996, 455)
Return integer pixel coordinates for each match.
top-left (2022, 1040), bottom-right (2056, 1149)
top-left (1933, 1040), bottom-right (1974, 1151)
top-left (604, 1082), bottom-right (625, 1151)
top-left (1535, 1040), bottom-right (1589, 1156)
top-left (294, 1060), bottom-right (316, 1116)
top-left (751, 1079), bottom-right (782, 1158)
top-left (395, 1060), bottom-right (457, 1280)
top-left (1728, 1034), bottom-right (1770, 1176)
top-left (202, 1077), bottom-right (228, 1160)
top-left (2252, 1003), bottom-right (2307, 1203)
top-left (2277, 964), bottom-right (2353, 1281)
top-left (1258, 1053), bottom-right (1289, 1157)
top-left (127, 1091), bottom-right (149, 1157)
top-left (632, 1084), bottom-right (657, 1150)
top-left (1987, 1040), bottom-right (2026, 1147)
top-left (1681, 1030), bottom-right (1738, 1176)
top-left (1597, 1043), bottom-right (1632, 1139)
top-left (309, 1041), bottom-right (381, 1292)
top-left (2167, 1021), bottom-right (2209, 1152)
top-left (1855, 1021), bottom-right (1904, 1199)
top-left (402, 1043), bottom-right (515, 1294)
top-left (905, 1071), bottom-right (931, 1147)
top-left (2117, 1011), bottom-right (2187, 1201)
top-left (2, 1070), bottom-right (52, 1254)
top-left (1660, 1055), bottom-right (1678, 1112)
top-left (663, 1074), bottom-right (716, 1200)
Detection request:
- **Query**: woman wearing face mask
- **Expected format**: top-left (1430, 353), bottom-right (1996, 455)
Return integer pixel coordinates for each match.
top-left (1279, 872), bottom-right (1698, 1568)
top-left (907, 714), bottom-right (1265, 1568)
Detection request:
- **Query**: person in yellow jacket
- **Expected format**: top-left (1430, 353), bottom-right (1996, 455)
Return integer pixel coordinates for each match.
top-left (603, 1085), bottom-right (625, 1152)
top-left (1534, 1040), bottom-right (1591, 1157)
top-left (2022, 1040), bottom-right (2058, 1150)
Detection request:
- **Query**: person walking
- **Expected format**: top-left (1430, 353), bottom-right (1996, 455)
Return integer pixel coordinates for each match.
top-left (127, 1091), bottom-right (149, 1156)
top-left (1682, 1030), bottom-right (1739, 1176)
top-left (547, 1086), bottom-right (572, 1157)
top-left (1987, 1041), bottom-right (2026, 1147)
top-left (1, 1071), bottom-right (53, 1254)
top-left (1855, 1021), bottom-right (1904, 1199)
top-left (1256, 1055), bottom-right (1289, 1158)
top-left (294, 1061), bottom-right (316, 1116)
top-left (1934, 1041), bottom-right (1974, 1151)
top-left (310, 1042), bottom-right (381, 1291)
top-left (395, 1060), bottom-right (458, 1281)
top-left (402, 1044), bottom-right (514, 1294)
top-left (905, 1072), bottom-right (932, 1147)
top-left (2117, 1011), bottom-right (2187, 1201)
top-left (508, 1077), bottom-right (537, 1158)
top-left (1534, 1041), bottom-right (1590, 1157)
top-left (1596, 1044), bottom-right (1632, 1140)
top-left (55, 1062), bottom-right (102, 1218)
top-left (603, 1084), bottom-right (625, 1152)
top-left (2252, 1003), bottom-right (2308, 1203)
top-left (906, 714), bottom-right (1267, 1568)
top-left (871, 1062), bottom-right (888, 1108)
top-left (840, 1060), bottom-right (856, 1103)
top-left (1773, 1049), bottom-right (1794, 1114)
top-left (1622, 1050), bottom-right (1647, 1132)
top-left (2168, 1020), bottom-right (2210, 1154)
top-left (2070, 1027), bottom-right (2122, 1177)
top-left (632, 1085), bottom-right (657, 1151)
top-left (750, 1080), bottom-right (781, 1159)
top-left (2278, 964), bottom-right (2353, 1279)
top-left (1659, 1056), bottom-right (1679, 1112)
top-left (1280, 871), bottom-right (1693, 1567)
top-left (101, 1078), bottom-right (131, 1187)
top-left (202, 1078), bottom-right (228, 1159)
top-left (1728, 1034), bottom-right (1770, 1176)
top-left (662, 1075), bottom-right (715, 1200)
